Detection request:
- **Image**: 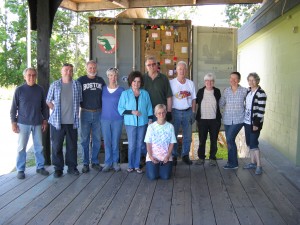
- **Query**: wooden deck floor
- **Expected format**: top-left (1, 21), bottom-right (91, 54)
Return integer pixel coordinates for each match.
top-left (0, 157), bottom-right (299, 225)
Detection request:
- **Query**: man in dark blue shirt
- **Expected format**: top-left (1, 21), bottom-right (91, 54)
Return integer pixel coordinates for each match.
top-left (10, 68), bottom-right (49, 179)
top-left (77, 60), bottom-right (106, 173)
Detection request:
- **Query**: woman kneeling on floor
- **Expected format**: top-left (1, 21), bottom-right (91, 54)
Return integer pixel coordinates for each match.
top-left (144, 104), bottom-right (177, 180)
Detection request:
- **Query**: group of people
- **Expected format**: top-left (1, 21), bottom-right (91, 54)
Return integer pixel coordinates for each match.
top-left (196, 71), bottom-right (267, 175)
top-left (10, 56), bottom-right (267, 181)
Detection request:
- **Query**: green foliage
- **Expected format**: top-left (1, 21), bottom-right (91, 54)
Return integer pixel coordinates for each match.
top-left (0, 0), bottom-right (28, 86)
top-left (0, 1), bottom-right (124, 87)
top-left (224, 4), bottom-right (261, 28)
top-left (147, 6), bottom-right (197, 20)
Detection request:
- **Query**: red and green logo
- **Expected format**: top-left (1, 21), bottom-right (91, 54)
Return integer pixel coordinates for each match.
top-left (97, 34), bottom-right (118, 54)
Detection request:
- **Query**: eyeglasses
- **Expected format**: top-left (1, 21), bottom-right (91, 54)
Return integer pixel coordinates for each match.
top-left (156, 111), bottom-right (166, 115)
top-left (146, 63), bottom-right (157, 67)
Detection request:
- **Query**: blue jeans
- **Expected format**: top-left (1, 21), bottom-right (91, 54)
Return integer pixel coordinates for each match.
top-left (141, 124), bottom-right (148, 157)
top-left (101, 119), bottom-right (123, 166)
top-left (244, 124), bottom-right (260, 150)
top-left (125, 125), bottom-right (147, 169)
top-left (224, 123), bottom-right (243, 167)
top-left (172, 108), bottom-right (193, 157)
top-left (51, 124), bottom-right (78, 170)
top-left (16, 123), bottom-right (45, 172)
top-left (146, 161), bottom-right (172, 180)
top-left (80, 110), bottom-right (101, 165)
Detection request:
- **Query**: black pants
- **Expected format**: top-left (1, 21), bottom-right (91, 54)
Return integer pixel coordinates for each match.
top-left (197, 119), bottom-right (221, 160)
top-left (50, 124), bottom-right (78, 170)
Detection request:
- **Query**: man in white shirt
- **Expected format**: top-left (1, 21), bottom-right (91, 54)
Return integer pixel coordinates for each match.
top-left (170, 61), bottom-right (196, 165)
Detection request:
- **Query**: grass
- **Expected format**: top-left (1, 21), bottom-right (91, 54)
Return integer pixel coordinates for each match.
top-left (216, 142), bottom-right (228, 160)
top-left (190, 131), bottom-right (228, 160)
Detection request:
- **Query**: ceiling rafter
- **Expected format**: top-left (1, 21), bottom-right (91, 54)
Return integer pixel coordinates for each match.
top-left (60, 0), bottom-right (263, 12)
top-left (108, 0), bottom-right (129, 8)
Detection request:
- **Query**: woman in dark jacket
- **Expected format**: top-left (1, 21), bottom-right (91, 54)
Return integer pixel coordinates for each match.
top-left (243, 72), bottom-right (267, 175)
top-left (195, 73), bottom-right (221, 166)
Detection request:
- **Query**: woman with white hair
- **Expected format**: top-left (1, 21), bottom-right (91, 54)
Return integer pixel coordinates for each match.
top-left (101, 67), bottom-right (125, 172)
top-left (243, 72), bottom-right (267, 175)
top-left (195, 73), bottom-right (222, 166)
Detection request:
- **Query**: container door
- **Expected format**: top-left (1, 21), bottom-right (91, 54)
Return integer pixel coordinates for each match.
top-left (90, 23), bottom-right (141, 89)
top-left (192, 26), bottom-right (237, 92)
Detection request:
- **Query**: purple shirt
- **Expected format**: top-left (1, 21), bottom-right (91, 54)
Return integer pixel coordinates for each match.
top-left (101, 86), bottom-right (124, 121)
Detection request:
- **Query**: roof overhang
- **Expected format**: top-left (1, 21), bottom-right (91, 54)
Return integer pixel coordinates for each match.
top-left (60, 0), bottom-right (263, 12)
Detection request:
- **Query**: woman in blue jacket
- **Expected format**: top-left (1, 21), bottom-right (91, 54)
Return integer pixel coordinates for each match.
top-left (118, 71), bottom-right (153, 174)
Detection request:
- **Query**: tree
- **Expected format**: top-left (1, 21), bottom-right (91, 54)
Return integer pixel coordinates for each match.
top-left (0, 1), bottom-right (126, 87)
top-left (148, 6), bottom-right (197, 20)
top-left (224, 4), bottom-right (261, 28)
top-left (0, 0), bottom-right (28, 86)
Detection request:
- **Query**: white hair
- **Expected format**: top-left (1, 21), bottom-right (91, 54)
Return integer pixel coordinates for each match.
top-left (204, 73), bottom-right (215, 81)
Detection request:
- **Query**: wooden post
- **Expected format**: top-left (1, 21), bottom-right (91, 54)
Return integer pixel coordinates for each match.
top-left (28, 0), bottom-right (62, 165)
top-left (36, 0), bottom-right (51, 165)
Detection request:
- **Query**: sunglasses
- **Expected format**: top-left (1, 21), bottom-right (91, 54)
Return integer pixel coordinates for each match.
top-left (107, 67), bottom-right (119, 72)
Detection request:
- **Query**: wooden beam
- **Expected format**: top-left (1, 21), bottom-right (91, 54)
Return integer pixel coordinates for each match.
top-left (60, 0), bottom-right (264, 12)
top-left (109, 0), bottom-right (129, 8)
top-left (77, 2), bottom-right (119, 11)
top-left (196, 0), bottom-right (262, 4)
top-left (60, 0), bottom-right (78, 11)
top-left (130, 0), bottom-right (195, 8)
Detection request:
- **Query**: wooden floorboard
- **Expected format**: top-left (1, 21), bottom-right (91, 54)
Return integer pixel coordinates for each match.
top-left (0, 158), bottom-right (299, 225)
top-left (146, 176), bottom-right (173, 225)
top-left (0, 167), bottom-right (54, 210)
top-left (8, 168), bottom-right (77, 225)
top-left (73, 170), bottom-right (128, 225)
top-left (260, 158), bottom-right (300, 211)
top-left (122, 174), bottom-right (156, 225)
top-left (0, 167), bottom-right (35, 186)
top-left (241, 158), bottom-right (300, 225)
top-left (170, 163), bottom-right (192, 225)
top-left (191, 162), bottom-right (216, 225)
top-left (206, 161), bottom-right (240, 225)
top-left (219, 160), bottom-right (263, 225)
top-left (26, 166), bottom-right (99, 225)
top-left (236, 162), bottom-right (287, 225)
top-left (0, 167), bottom-right (38, 197)
top-left (51, 169), bottom-right (113, 225)
top-left (98, 172), bottom-right (143, 225)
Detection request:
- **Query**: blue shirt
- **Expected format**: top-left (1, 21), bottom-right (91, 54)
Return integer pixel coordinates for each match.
top-left (46, 79), bottom-right (82, 129)
top-left (118, 88), bottom-right (153, 127)
top-left (10, 83), bottom-right (48, 125)
top-left (101, 86), bottom-right (124, 121)
top-left (219, 85), bottom-right (247, 125)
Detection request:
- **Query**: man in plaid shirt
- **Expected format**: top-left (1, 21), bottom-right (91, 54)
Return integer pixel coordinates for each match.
top-left (46, 63), bottom-right (82, 178)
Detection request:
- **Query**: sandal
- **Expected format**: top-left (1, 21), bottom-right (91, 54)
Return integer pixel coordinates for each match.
top-left (127, 168), bottom-right (134, 173)
top-left (135, 168), bottom-right (143, 174)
